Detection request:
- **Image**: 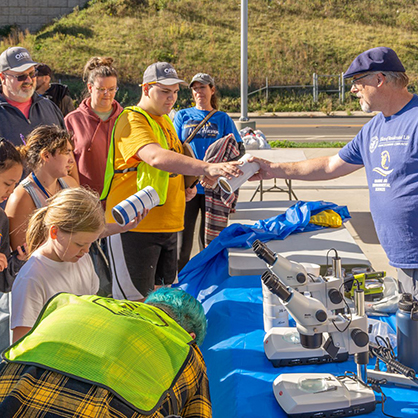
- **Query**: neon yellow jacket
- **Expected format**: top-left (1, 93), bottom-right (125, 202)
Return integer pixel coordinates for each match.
top-left (101, 106), bottom-right (173, 205)
top-left (4, 293), bottom-right (193, 414)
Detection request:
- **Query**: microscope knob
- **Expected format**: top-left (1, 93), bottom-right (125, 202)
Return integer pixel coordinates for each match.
top-left (315, 310), bottom-right (327, 322)
top-left (296, 273), bottom-right (306, 284)
top-left (328, 289), bottom-right (343, 304)
top-left (351, 328), bottom-right (369, 347)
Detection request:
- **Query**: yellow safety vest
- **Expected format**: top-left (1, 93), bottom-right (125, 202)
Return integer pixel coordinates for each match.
top-left (101, 106), bottom-right (173, 205)
top-left (3, 293), bottom-right (193, 414)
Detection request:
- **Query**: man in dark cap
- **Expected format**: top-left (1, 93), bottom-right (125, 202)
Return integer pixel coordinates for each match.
top-left (249, 47), bottom-right (418, 298)
top-left (0, 47), bottom-right (65, 146)
top-left (35, 63), bottom-right (75, 116)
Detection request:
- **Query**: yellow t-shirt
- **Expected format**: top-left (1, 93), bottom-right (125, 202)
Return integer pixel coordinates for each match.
top-left (105, 110), bottom-right (185, 233)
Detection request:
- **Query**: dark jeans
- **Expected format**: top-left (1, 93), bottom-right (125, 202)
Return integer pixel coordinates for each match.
top-left (178, 194), bottom-right (205, 272)
top-left (120, 231), bottom-right (177, 297)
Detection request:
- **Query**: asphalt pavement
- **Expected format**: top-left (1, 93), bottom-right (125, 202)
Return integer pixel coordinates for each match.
top-left (229, 111), bottom-right (375, 142)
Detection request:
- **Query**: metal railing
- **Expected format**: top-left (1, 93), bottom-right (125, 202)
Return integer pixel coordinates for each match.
top-left (249, 73), bottom-right (346, 103)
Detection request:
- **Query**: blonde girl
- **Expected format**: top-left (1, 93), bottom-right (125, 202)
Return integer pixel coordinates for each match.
top-left (11, 187), bottom-right (105, 342)
top-left (6, 125), bottom-right (143, 251)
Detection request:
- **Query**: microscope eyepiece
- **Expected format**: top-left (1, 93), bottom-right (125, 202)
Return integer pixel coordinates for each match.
top-left (261, 271), bottom-right (292, 302)
top-left (253, 239), bottom-right (277, 266)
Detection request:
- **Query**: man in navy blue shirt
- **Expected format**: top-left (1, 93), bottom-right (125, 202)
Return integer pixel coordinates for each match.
top-left (250, 47), bottom-right (418, 298)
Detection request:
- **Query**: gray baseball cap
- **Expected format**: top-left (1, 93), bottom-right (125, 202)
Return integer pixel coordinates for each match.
top-left (141, 62), bottom-right (186, 86)
top-left (189, 73), bottom-right (215, 88)
top-left (0, 47), bottom-right (38, 73)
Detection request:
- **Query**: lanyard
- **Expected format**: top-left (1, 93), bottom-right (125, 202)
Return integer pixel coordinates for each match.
top-left (31, 172), bottom-right (51, 198)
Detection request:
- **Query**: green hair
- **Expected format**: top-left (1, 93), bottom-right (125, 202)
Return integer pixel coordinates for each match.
top-left (145, 287), bottom-right (207, 346)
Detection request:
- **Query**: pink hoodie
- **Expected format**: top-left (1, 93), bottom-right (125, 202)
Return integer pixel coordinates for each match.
top-left (65, 98), bottom-right (123, 195)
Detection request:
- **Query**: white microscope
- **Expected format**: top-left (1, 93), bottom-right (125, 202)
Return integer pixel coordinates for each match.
top-left (252, 240), bottom-right (366, 367)
top-left (260, 269), bottom-right (376, 417)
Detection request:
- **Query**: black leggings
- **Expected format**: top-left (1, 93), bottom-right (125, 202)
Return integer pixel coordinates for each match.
top-left (178, 194), bottom-right (205, 272)
top-left (120, 231), bottom-right (177, 297)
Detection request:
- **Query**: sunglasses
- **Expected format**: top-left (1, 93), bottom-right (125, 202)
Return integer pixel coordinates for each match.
top-left (3, 70), bottom-right (38, 82)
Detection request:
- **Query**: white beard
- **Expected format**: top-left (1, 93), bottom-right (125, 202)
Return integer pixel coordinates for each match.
top-left (10, 85), bottom-right (35, 101)
top-left (360, 99), bottom-right (372, 113)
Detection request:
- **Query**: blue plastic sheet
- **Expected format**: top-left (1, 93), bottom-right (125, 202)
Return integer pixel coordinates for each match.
top-left (176, 201), bottom-right (418, 418)
top-left (176, 200), bottom-right (350, 301)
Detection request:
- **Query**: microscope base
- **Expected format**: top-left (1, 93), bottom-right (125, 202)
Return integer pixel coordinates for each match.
top-left (273, 373), bottom-right (376, 417)
top-left (264, 328), bottom-right (349, 367)
top-left (270, 352), bottom-right (348, 367)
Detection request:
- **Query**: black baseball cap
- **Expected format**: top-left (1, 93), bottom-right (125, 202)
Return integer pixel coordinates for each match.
top-left (36, 64), bottom-right (52, 77)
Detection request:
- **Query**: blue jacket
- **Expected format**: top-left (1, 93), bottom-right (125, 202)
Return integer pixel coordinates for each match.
top-left (0, 92), bottom-right (65, 146)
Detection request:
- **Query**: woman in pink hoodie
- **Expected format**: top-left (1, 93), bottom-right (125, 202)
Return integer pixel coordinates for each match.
top-left (65, 57), bottom-right (123, 196)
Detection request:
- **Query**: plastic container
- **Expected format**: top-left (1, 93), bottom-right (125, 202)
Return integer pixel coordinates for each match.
top-left (218, 153), bottom-right (260, 194)
top-left (112, 186), bottom-right (159, 226)
top-left (396, 293), bottom-right (418, 372)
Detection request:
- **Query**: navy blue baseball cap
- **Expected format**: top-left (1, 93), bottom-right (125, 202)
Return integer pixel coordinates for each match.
top-left (343, 47), bottom-right (405, 79)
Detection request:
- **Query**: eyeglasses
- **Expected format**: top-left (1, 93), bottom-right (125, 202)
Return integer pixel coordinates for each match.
top-left (350, 73), bottom-right (375, 86)
top-left (94, 86), bottom-right (119, 94)
top-left (3, 70), bottom-right (38, 82)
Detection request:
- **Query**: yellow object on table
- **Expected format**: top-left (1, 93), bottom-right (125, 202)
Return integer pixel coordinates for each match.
top-left (309, 209), bottom-right (342, 228)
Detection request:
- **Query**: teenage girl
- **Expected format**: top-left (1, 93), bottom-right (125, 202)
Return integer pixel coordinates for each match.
top-left (0, 139), bottom-right (27, 352)
top-left (6, 125), bottom-right (79, 251)
top-left (11, 187), bottom-right (105, 342)
top-left (6, 125), bottom-right (143, 251)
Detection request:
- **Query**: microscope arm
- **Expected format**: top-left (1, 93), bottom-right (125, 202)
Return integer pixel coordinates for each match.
top-left (253, 240), bottom-right (308, 286)
top-left (261, 270), bottom-right (328, 349)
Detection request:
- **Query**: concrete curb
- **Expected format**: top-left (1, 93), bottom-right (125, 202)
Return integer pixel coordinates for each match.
top-left (228, 111), bottom-right (377, 118)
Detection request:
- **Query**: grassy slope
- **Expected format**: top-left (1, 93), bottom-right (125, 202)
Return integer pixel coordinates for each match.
top-left (2, 0), bottom-right (418, 110)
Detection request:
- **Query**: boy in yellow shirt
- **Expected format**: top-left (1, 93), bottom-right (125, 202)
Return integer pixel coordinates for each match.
top-left (104, 62), bottom-right (241, 300)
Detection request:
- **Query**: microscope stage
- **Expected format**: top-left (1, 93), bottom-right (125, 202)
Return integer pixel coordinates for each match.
top-left (273, 373), bottom-right (376, 417)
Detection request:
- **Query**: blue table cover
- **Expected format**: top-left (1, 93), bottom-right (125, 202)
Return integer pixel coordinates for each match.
top-left (176, 201), bottom-right (418, 417)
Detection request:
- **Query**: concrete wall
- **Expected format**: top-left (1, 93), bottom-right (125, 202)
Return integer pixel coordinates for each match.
top-left (0, 0), bottom-right (89, 33)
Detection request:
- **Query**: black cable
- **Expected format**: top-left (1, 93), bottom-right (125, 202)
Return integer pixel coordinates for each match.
top-left (325, 248), bottom-right (339, 275)
top-left (371, 383), bottom-right (401, 418)
top-left (337, 372), bottom-right (400, 418)
top-left (330, 280), bottom-right (353, 332)
top-left (369, 341), bottom-right (416, 378)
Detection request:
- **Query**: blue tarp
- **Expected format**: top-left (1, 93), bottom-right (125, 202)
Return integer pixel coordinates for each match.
top-left (176, 201), bottom-right (418, 418)
top-left (176, 200), bottom-right (350, 300)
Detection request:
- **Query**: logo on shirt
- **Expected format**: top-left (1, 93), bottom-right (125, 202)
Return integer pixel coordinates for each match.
top-left (369, 136), bottom-right (379, 153)
top-left (372, 150), bottom-right (394, 177)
